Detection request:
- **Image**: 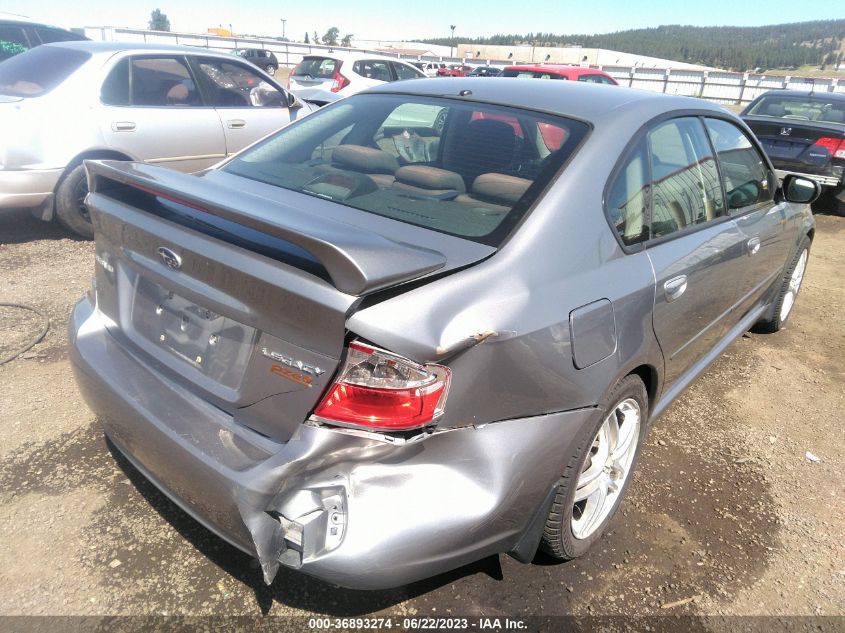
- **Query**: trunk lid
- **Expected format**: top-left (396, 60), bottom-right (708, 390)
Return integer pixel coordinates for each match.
top-left (84, 160), bottom-right (493, 441)
top-left (743, 116), bottom-right (845, 172)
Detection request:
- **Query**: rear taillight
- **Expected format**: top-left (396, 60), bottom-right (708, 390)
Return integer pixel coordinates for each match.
top-left (313, 341), bottom-right (451, 431)
top-left (331, 62), bottom-right (351, 93)
top-left (812, 137), bottom-right (845, 159)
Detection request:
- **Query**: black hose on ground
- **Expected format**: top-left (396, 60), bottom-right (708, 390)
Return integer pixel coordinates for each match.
top-left (0, 303), bottom-right (50, 365)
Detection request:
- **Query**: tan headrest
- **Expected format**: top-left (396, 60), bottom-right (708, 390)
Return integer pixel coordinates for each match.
top-left (471, 173), bottom-right (531, 204)
top-left (332, 145), bottom-right (400, 175)
top-left (394, 165), bottom-right (466, 192)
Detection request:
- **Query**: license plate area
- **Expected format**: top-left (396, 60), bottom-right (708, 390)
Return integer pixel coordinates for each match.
top-left (130, 277), bottom-right (256, 390)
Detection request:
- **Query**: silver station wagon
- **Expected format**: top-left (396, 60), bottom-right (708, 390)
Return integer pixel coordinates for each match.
top-left (70, 78), bottom-right (818, 589)
top-left (0, 41), bottom-right (312, 238)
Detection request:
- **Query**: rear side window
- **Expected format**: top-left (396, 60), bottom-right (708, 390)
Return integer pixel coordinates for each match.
top-left (131, 57), bottom-right (199, 106)
top-left (223, 93), bottom-right (589, 246)
top-left (607, 138), bottom-right (649, 246)
top-left (353, 60), bottom-right (393, 81)
top-left (648, 118), bottom-right (726, 238)
top-left (705, 118), bottom-right (773, 211)
top-left (0, 25), bottom-right (30, 54)
top-left (0, 45), bottom-right (90, 97)
top-left (294, 57), bottom-right (338, 78)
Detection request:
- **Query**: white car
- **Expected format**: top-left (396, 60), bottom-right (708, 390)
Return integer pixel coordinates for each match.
top-left (0, 41), bottom-right (314, 237)
top-left (287, 52), bottom-right (425, 105)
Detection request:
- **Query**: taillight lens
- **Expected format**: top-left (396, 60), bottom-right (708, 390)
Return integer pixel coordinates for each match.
top-left (313, 341), bottom-right (451, 431)
top-left (331, 61), bottom-right (351, 93)
top-left (812, 137), bottom-right (845, 159)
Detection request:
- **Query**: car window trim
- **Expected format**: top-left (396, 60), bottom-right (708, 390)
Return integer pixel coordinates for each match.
top-left (603, 109), bottom-right (754, 254)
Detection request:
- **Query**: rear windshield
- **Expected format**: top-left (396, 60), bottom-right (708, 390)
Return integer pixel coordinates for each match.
top-left (223, 93), bottom-right (589, 246)
top-left (747, 95), bottom-right (845, 124)
top-left (294, 57), bottom-right (338, 78)
top-left (0, 45), bottom-right (90, 97)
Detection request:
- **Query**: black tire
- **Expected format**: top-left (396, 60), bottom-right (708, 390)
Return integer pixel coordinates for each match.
top-left (820, 188), bottom-right (845, 217)
top-left (265, 64), bottom-right (275, 75)
top-left (54, 163), bottom-right (94, 239)
top-left (755, 236), bottom-right (811, 333)
top-left (540, 374), bottom-right (648, 559)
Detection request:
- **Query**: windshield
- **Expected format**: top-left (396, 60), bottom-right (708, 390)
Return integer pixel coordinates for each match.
top-left (0, 45), bottom-right (90, 97)
top-left (747, 95), bottom-right (845, 124)
top-left (223, 93), bottom-right (589, 246)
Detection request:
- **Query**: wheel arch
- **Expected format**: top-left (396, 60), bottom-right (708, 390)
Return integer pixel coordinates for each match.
top-left (46, 149), bottom-right (138, 220)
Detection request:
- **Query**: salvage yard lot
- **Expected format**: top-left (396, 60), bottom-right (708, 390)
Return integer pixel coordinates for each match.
top-left (0, 207), bottom-right (843, 619)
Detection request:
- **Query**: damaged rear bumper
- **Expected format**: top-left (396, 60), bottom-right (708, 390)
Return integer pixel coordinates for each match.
top-left (69, 296), bottom-right (596, 590)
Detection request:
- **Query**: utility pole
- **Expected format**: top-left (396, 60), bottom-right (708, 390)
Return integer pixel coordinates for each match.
top-left (450, 24), bottom-right (456, 59)
top-left (280, 18), bottom-right (287, 40)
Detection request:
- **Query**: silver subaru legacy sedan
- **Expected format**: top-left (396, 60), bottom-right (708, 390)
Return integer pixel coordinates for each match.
top-left (0, 41), bottom-right (313, 238)
top-left (69, 78), bottom-right (818, 589)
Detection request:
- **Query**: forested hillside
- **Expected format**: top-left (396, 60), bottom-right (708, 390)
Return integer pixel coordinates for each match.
top-left (421, 20), bottom-right (845, 71)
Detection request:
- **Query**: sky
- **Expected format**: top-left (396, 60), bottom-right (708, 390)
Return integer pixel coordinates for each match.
top-left (2, 0), bottom-right (843, 42)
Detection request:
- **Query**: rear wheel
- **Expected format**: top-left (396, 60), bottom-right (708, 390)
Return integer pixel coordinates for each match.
top-left (541, 374), bottom-right (647, 559)
top-left (265, 64), bottom-right (275, 75)
top-left (756, 237), bottom-right (810, 333)
top-left (819, 187), bottom-right (845, 216)
top-left (54, 163), bottom-right (94, 239)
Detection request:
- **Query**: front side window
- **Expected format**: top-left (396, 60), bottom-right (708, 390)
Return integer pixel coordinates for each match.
top-left (0, 45), bottom-right (90, 96)
top-left (704, 118), bottom-right (773, 212)
top-left (194, 57), bottom-right (286, 107)
top-left (131, 57), bottom-right (200, 106)
top-left (648, 117), bottom-right (726, 238)
top-left (223, 94), bottom-right (589, 246)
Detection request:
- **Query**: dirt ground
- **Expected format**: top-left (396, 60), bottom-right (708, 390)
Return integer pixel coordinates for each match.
top-left (0, 203), bottom-right (843, 624)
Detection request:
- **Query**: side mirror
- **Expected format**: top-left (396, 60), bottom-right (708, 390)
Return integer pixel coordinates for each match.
top-left (286, 90), bottom-right (301, 109)
top-left (781, 174), bottom-right (821, 205)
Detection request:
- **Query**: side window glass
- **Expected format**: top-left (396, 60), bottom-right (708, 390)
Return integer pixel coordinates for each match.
top-left (392, 62), bottom-right (420, 81)
top-left (34, 28), bottom-right (71, 44)
top-left (101, 58), bottom-right (130, 106)
top-left (130, 57), bottom-right (199, 107)
top-left (355, 60), bottom-right (393, 82)
top-left (705, 118), bottom-right (773, 212)
top-left (648, 118), bottom-right (726, 238)
top-left (196, 58), bottom-right (286, 107)
top-left (607, 138), bottom-right (649, 246)
top-left (0, 26), bottom-right (30, 55)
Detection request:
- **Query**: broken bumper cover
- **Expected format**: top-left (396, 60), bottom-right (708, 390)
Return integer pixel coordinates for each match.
top-left (69, 296), bottom-right (596, 589)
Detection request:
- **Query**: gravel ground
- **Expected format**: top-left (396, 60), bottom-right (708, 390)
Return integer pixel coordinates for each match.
top-left (0, 203), bottom-right (842, 624)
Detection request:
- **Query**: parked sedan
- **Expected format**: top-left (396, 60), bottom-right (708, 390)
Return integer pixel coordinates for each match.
top-left (0, 41), bottom-right (312, 238)
top-left (0, 18), bottom-right (87, 62)
top-left (741, 89), bottom-right (845, 215)
top-left (437, 63), bottom-right (473, 77)
top-left (70, 78), bottom-right (818, 591)
top-left (288, 52), bottom-right (425, 105)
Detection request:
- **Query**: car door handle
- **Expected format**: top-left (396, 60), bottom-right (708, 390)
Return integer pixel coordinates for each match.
top-left (226, 119), bottom-right (246, 129)
top-left (747, 237), bottom-right (761, 256)
top-left (664, 275), bottom-right (688, 302)
top-left (111, 121), bottom-right (136, 131)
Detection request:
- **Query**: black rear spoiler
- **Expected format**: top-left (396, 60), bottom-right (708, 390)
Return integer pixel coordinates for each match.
top-left (85, 160), bottom-right (446, 296)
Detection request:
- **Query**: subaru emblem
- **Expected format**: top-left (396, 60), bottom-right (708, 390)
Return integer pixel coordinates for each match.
top-left (157, 246), bottom-right (182, 270)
